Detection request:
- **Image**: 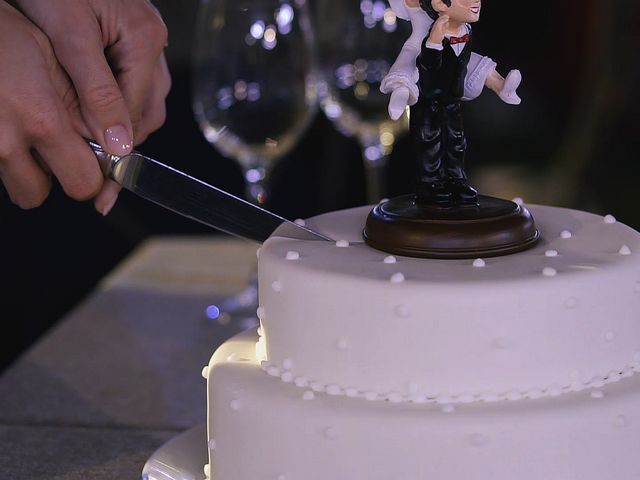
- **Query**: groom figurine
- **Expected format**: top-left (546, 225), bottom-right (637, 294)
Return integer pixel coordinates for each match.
top-left (382, 0), bottom-right (522, 207)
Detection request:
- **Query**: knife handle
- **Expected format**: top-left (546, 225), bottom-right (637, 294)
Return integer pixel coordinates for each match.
top-left (89, 141), bottom-right (121, 180)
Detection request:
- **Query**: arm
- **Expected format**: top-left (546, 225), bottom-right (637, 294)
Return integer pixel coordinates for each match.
top-left (462, 53), bottom-right (522, 105)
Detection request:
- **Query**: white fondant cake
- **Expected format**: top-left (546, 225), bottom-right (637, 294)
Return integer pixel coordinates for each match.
top-left (204, 204), bottom-right (640, 479)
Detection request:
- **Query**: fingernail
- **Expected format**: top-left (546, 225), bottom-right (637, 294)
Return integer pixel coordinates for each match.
top-left (104, 125), bottom-right (132, 156)
top-left (100, 193), bottom-right (118, 216)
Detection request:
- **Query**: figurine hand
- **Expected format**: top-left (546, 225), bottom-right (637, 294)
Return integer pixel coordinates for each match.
top-left (498, 70), bottom-right (522, 105)
top-left (427, 14), bottom-right (450, 45)
top-left (389, 87), bottom-right (410, 120)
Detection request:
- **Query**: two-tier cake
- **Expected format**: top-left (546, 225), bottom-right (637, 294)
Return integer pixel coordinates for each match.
top-left (203, 204), bottom-right (640, 480)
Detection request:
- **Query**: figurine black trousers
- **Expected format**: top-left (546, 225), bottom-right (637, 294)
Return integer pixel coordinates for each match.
top-left (410, 98), bottom-right (467, 185)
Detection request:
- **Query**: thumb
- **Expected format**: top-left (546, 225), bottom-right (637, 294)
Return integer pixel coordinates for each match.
top-left (53, 28), bottom-right (133, 156)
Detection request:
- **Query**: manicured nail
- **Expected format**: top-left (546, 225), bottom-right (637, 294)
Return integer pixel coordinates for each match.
top-left (100, 193), bottom-right (118, 216)
top-left (104, 125), bottom-right (132, 156)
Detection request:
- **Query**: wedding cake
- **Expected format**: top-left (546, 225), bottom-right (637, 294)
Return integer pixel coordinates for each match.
top-left (202, 203), bottom-right (640, 480)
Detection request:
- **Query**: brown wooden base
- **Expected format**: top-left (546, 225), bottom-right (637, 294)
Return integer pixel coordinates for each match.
top-left (363, 194), bottom-right (540, 259)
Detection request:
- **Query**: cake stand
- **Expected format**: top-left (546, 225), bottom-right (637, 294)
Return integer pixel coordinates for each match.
top-left (142, 424), bottom-right (208, 480)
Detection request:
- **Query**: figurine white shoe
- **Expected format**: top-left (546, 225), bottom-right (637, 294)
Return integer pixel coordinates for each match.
top-left (499, 69), bottom-right (522, 105)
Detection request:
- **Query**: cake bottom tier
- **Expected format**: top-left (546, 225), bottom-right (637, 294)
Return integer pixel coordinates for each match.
top-left (206, 331), bottom-right (640, 480)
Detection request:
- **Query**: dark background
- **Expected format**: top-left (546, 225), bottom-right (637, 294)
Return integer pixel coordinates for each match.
top-left (1, 0), bottom-right (639, 372)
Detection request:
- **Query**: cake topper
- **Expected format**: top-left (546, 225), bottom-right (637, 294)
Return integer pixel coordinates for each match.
top-left (363, 0), bottom-right (540, 258)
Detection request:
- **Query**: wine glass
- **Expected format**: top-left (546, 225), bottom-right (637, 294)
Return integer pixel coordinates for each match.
top-left (314, 0), bottom-right (411, 203)
top-left (192, 0), bottom-right (317, 323)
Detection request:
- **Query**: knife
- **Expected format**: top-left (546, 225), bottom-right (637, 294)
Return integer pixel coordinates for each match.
top-left (89, 142), bottom-right (332, 243)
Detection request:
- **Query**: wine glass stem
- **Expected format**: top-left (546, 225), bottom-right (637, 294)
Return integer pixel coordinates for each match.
top-left (361, 142), bottom-right (390, 204)
top-left (243, 166), bottom-right (269, 206)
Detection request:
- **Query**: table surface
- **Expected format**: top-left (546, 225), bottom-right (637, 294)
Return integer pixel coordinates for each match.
top-left (0, 236), bottom-right (258, 480)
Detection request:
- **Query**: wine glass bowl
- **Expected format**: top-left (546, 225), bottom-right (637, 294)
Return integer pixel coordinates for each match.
top-left (192, 0), bottom-right (317, 323)
top-left (315, 0), bottom-right (411, 203)
top-left (192, 0), bottom-right (317, 204)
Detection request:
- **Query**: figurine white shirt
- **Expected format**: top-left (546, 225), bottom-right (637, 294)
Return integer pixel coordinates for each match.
top-left (381, 4), bottom-right (519, 119)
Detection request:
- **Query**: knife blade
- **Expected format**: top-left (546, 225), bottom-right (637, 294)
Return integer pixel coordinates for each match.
top-left (90, 142), bottom-right (332, 243)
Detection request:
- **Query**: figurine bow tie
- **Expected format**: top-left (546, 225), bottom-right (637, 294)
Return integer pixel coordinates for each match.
top-left (448, 33), bottom-right (471, 45)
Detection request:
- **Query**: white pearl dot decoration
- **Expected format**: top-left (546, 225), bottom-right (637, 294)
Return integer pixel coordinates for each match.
top-left (390, 272), bottom-right (405, 283)
top-left (285, 250), bottom-right (300, 260)
top-left (469, 433), bottom-right (489, 447)
top-left (491, 337), bottom-right (512, 349)
top-left (256, 306), bottom-right (266, 320)
top-left (282, 358), bottom-right (293, 370)
top-left (473, 258), bottom-right (486, 268)
top-left (324, 427), bottom-right (338, 439)
top-left (542, 267), bottom-right (557, 277)
top-left (459, 393), bottom-right (475, 403)
top-left (591, 390), bottom-right (605, 399)
top-left (614, 415), bottom-right (628, 428)
top-left (565, 297), bottom-right (578, 309)
top-left (604, 331), bottom-right (615, 342)
top-left (441, 404), bottom-right (456, 413)
top-left (201, 366), bottom-right (209, 379)
top-left (271, 280), bottom-right (283, 292)
top-left (394, 304), bottom-right (411, 318)
top-left (545, 250), bottom-right (559, 257)
top-left (345, 387), bottom-right (359, 398)
top-left (387, 392), bottom-right (403, 403)
top-left (560, 230), bottom-right (572, 239)
top-left (294, 377), bottom-right (309, 388)
top-left (364, 391), bottom-right (378, 401)
top-left (204, 464), bottom-right (211, 477)
top-left (302, 391), bottom-right (315, 401)
top-left (281, 371), bottom-right (293, 383)
top-left (548, 385), bottom-right (563, 397)
top-left (294, 218), bottom-right (306, 226)
top-left (411, 394), bottom-right (428, 404)
top-left (604, 214), bottom-right (617, 224)
top-left (336, 337), bottom-right (349, 350)
top-left (267, 366), bottom-right (281, 377)
top-left (335, 240), bottom-right (350, 248)
top-left (230, 399), bottom-right (241, 411)
top-left (208, 439), bottom-right (217, 450)
top-left (528, 389), bottom-right (543, 400)
top-left (310, 382), bottom-right (325, 392)
top-left (511, 197), bottom-right (524, 205)
top-left (327, 385), bottom-right (342, 396)
top-left (383, 255), bottom-right (397, 264)
top-left (619, 245), bottom-right (631, 255)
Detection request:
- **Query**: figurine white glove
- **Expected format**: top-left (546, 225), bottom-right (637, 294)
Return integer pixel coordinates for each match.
top-left (499, 69), bottom-right (522, 105)
top-left (388, 87), bottom-right (411, 120)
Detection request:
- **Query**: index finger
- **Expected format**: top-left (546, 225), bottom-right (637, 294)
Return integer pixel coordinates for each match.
top-left (48, 22), bottom-right (134, 156)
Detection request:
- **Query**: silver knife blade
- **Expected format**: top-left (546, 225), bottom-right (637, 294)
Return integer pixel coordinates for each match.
top-left (90, 142), bottom-right (332, 243)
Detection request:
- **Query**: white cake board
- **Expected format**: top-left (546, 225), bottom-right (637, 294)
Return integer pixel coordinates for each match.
top-left (142, 423), bottom-right (208, 480)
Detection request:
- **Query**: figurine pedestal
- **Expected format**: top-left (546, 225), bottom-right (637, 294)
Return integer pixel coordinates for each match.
top-left (363, 194), bottom-right (540, 259)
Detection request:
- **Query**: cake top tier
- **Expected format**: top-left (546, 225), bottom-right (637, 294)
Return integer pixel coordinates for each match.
top-left (258, 205), bottom-right (640, 403)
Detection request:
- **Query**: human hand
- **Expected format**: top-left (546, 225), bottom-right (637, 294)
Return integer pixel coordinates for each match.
top-left (13, 0), bottom-right (171, 214)
top-left (427, 14), bottom-right (449, 45)
top-left (0, 2), bottom-right (104, 209)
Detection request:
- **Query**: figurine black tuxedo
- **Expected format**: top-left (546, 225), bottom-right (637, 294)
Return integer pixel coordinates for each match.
top-left (381, 0), bottom-right (523, 208)
top-left (365, 0), bottom-right (540, 258)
